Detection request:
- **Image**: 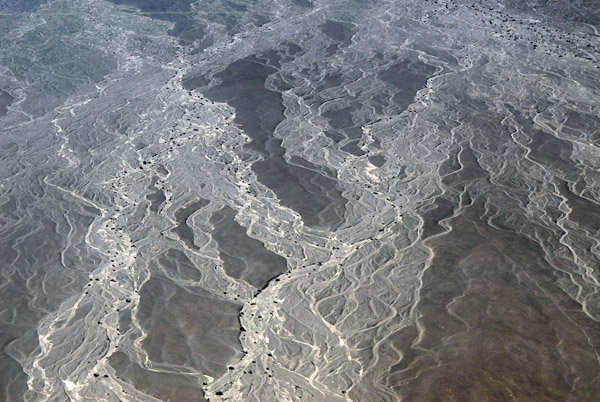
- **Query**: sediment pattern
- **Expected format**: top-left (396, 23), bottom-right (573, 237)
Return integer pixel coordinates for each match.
top-left (0, 0), bottom-right (599, 401)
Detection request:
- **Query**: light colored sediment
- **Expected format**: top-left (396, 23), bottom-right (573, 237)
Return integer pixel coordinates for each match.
top-left (0, 0), bottom-right (598, 401)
